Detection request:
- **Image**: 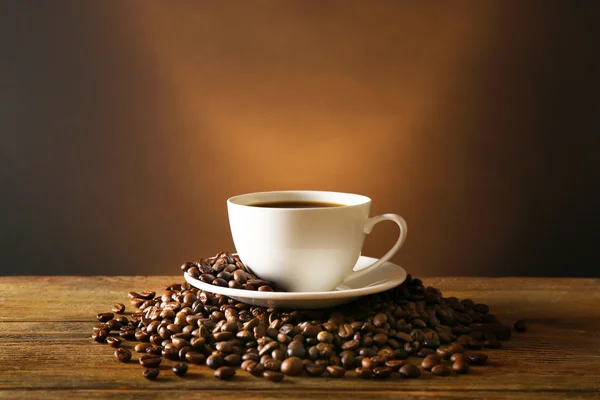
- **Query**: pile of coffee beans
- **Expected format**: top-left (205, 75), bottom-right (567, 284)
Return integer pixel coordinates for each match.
top-left (181, 253), bottom-right (280, 292)
top-left (92, 252), bottom-right (525, 381)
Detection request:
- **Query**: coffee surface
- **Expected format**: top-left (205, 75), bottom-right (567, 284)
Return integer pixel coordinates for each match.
top-left (249, 201), bottom-right (345, 208)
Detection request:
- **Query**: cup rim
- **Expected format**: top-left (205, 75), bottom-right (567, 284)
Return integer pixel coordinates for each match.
top-left (227, 190), bottom-right (371, 209)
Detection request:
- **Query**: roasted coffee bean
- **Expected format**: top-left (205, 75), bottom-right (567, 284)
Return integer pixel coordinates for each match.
top-left (212, 278), bottom-right (228, 287)
top-left (172, 363), bottom-right (188, 377)
top-left (385, 359), bottom-right (405, 371)
top-left (142, 368), bottom-right (160, 380)
top-left (417, 348), bottom-right (434, 358)
top-left (115, 348), bottom-right (131, 362)
top-left (305, 363), bottom-right (326, 377)
top-left (96, 312), bottom-right (114, 322)
top-left (139, 354), bottom-right (161, 368)
top-left (258, 341), bottom-right (279, 357)
top-left (147, 345), bottom-right (162, 356)
top-left (399, 364), bottom-right (422, 378)
top-left (373, 313), bottom-right (388, 328)
top-left (431, 364), bottom-right (451, 376)
top-left (327, 365), bottom-right (346, 378)
top-left (214, 366), bottom-right (236, 380)
top-left (281, 357), bottom-right (303, 376)
top-left (302, 324), bottom-right (322, 338)
top-left (224, 354), bottom-right (242, 366)
top-left (263, 370), bottom-right (284, 382)
top-left (452, 359), bottom-right (470, 374)
top-left (421, 354), bottom-right (440, 371)
top-left (135, 331), bottom-right (150, 342)
top-left (106, 337), bottom-right (122, 348)
top-left (317, 331), bottom-right (333, 343)
top-left (263, 358), bottom-right (282, 372)
top-left (135, 343), bottom-right (151, 353)
top-left (162, 347), bottom-right (179, 360)
top-left (258, 285), bottom-right (274, 292)
top-left (514, 320), bottom-right (527, 332)
top-left (355, 367), bottom-right (373, 379)
top-left (249, 363), bottom-right (265, 377)
top-left (373, 366), bottom-right (393, 378)
top-left (206, 354), bottom-right (225, 370)
top-left (112, 304), bottom-right (126, 314)
top-left (450, 352), bottom-right (467, 363)
top-left (241, 360), bottom-right (257, 371)
top-left (92, 330), bottom-right (108, 343)
top-left (468, 353), bottom-right (488, 365)
top-left (394, 349), bottom-right (410, 360)
top-left (243, 353), bottom-right (261, 363)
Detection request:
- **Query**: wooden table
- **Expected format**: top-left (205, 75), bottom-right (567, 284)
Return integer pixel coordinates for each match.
top-left (1, 277), bottom-right (599, 399)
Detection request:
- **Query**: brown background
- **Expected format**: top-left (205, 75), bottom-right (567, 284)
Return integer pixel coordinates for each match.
top-left (1, 1), bottom-right (598, 276)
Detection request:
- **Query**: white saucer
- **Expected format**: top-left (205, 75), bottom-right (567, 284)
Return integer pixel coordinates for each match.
top-left (184, 256), bottom-right (407, 309)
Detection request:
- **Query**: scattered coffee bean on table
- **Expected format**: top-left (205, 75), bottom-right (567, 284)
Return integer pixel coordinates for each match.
top-left (172, 363), bottom-right (188, 377)
top-left (91, 252), bottom-right (526, 381)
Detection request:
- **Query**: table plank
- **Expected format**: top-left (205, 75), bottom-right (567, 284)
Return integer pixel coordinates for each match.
top-left (0, 277), bottom-right (599, 399)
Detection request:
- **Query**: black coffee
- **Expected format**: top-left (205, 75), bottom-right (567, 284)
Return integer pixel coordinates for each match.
top-left (249, 201), bottom-right (345, 208)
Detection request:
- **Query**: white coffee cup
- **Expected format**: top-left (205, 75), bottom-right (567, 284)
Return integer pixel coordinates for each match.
top-left (227, 190), bottom-right (407, 292)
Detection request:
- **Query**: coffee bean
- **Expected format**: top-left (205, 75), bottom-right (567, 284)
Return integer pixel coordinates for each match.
top-left (373, 366), bottom-right (393, 378)
top-left (142, 368), bottom-right (160, 380)
top-left (139, 354), bottom-right (161, 368)
top-left (224, 354), bottom-right (242, 366)
top-left (241, 359), bottom-right (257, 371)
top-left (514, 320), bottom-right (527, 332)
top-left (112, 304), bottom-right (126, 314)
top-left (92, 330), bottom-right (108, 343)
top-left (212, 278), bottom-right (228, 287)
top-left (214, 366), bottom-right (236, 380)
top-left (468, 353), bottom-right (488, 365)
top-left (452, 359), bottom-right (470, 374)
top-left (206, 354), bottom-right (224, 370)
top-left (259, 341), bottom-right (279, 357)
top-left (302, 324), bottom-right (322, 338)
top-left (134, 343), bottom-right (151, 353)
top-left (327, 365), bottom-right (346, 378)
top-left (162, 347), bottom-right (179, 360)
top-left (106, 337), bottom-right (122, 348)
top-left (263, 370), bottom-right (284, 382)
top-left (96, 312), bottom-right (114, 323)
top-left (399, 364), bottom-right (422, 378)
top-left (421, 354), bottom-right (440, 371)
top-left (233, 270), bottom-right (248, 283)
top-left (417, 348), bottom-right (434, 358)
top-left (147, 345), bottom-right (162, 356)
top-left (317, 331), bottom-right (333, 343)
top-left (385, 359), bottom-right (405, 371)
top-left (258, 285), bottom-right (274, 292)
top-left (114, 348), bottom-right (131, 362)
top-left (281, 357), bottom-right (304, 376)
top-left (249, 363), bottom-right (265, 377)
top-left (305, 363), bottom-right (326, 377)
top-left (450, 352), bottom-right (467, 364)
top-left (263, 358), bottom-right (282, 371)
top-left (373, 313), bottom-right (388, 328)
top-left (355, 367), bottom-right (373, 379)
top-left (172, 363), bottom-right (188, 377)
top-left (431, 364), bottom-right (451, 376)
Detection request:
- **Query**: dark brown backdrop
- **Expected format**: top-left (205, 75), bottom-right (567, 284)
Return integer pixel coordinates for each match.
top-left (1, 1), bottom-right (598, 276)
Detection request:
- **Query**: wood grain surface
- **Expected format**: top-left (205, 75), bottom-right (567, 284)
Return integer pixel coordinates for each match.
top-left (0, 277), bottom-right (599, 399)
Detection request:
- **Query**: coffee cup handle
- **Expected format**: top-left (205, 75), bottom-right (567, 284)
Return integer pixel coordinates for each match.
top-left (343, 213), bottom-right (407, 283)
